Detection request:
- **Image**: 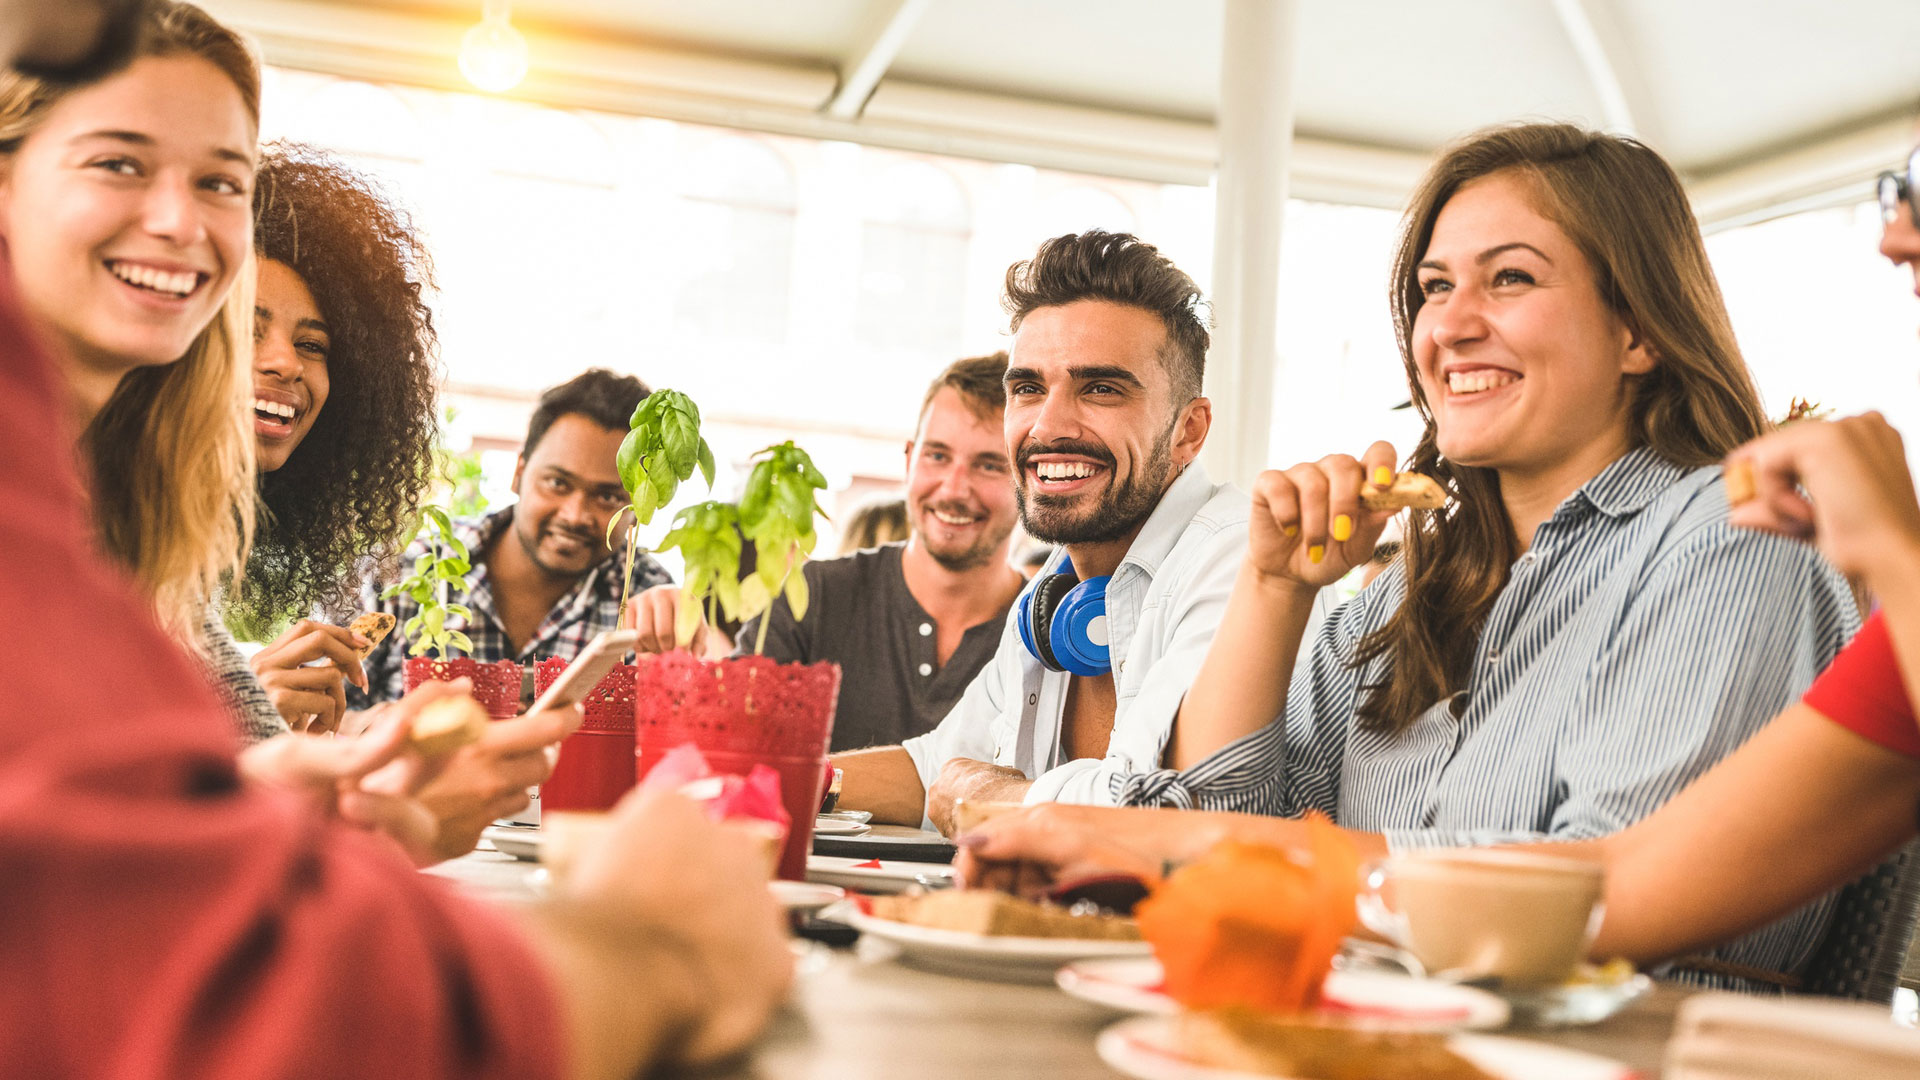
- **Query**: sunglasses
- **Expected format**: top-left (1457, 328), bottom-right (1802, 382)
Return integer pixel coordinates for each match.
top-left (1876, 144), bottom-right (1920, 229)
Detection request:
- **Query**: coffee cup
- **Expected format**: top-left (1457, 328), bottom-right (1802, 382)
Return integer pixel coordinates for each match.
top-left (1356, 849), bottom-right (1604, 987)
top-left (540, 809), bottom-right (610, 885)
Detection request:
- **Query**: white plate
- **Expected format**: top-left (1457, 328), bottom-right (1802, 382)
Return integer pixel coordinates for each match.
top-left (482, 825), bottom-right (542, 861)
top-left (770, 879), bottom-right (846, 913)
top-left (1057, 958), bottom-right (1509, 1031)
top-left (819, 809), bottom-right (873, 825)
top-left (841, 906), bottom-right (1151, 983)
top-left (806, 854), bottom-right (954, 894)
top-left (813, 817), bottom-right (874, 836)
top-left (1096, 1015), bottom-right (1633, 1080)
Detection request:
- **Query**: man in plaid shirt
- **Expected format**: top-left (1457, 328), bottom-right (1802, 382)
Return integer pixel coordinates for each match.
top-left (351, 369), bottom-right (673, 706)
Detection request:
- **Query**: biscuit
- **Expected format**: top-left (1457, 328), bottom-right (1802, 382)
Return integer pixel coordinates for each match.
top-left (1724, 460), bottom-right (1756, 506)
top-left (348, 611), bottom-right (395, 661)
top-left (409, 695), bottom-right (489, 757)
top-left (1358, 472), bottom-right (1447, 512)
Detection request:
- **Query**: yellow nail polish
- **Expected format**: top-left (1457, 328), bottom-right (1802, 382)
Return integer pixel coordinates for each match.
top-left (1373, 466), bottom-right (1393, 486)
top-left (1283, 524), bottom-right (1299, 537)
top-left (1332, 515), bottom-right (1353, 542)
top-left (1308, 544), bottom-right (1325, 564)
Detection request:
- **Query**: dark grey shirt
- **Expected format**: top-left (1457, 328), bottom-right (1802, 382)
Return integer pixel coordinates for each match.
top-left (736, 542), bottom-right (1010, 752)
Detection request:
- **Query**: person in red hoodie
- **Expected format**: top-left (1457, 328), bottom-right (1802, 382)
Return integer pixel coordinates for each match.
top-left (0, 4), bottom-right (791, 1077)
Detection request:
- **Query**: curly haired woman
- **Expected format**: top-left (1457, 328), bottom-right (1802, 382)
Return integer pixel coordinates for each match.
top-left (227, 141), bottom-right (441, 736)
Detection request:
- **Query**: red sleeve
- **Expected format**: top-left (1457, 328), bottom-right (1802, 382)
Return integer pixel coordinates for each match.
top-left (0, 266), bottom-right (567, 1080)
top-left (1803, 611), bottom-right (1920, 759)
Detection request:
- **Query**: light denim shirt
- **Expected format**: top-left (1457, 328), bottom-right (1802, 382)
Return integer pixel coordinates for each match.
top-left (1124, 446), bottom-right (1862, 988)
top-left (902, 463), bottom-right (1248, 820)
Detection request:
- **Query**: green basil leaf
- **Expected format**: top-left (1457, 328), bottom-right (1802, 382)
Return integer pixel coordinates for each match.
top-left (617, 427), bottom-right (647, 493)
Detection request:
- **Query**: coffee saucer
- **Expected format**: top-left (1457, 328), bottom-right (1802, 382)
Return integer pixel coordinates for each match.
top-left (1491, 963), bottom-right (1652, 1028)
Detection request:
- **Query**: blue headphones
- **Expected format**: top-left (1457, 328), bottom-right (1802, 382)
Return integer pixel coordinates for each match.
top-left (1016, 556), bottom-right (1112, 677)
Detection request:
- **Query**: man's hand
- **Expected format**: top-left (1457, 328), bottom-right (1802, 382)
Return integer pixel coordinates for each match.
top-left (237, 682), bottom-right (477, 864)
top-left (248, 618), bottom-right (370, 734)
top-left (564, 786), bottom-right (794, 1066)
top-left (1726, 413), bottom-right (1920, 589)
top-left (1245, 442), bottom-right (1400, 589)
top-left (623, 584), bottom-right (709, 656)
top-left (405, 699), bottom-right (582, 863)
top-left (925, 757), bottom-right (1031, 837)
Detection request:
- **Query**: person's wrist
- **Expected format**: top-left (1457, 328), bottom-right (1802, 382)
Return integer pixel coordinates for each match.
top-left (1241, 558), bottom-right (1318, 603)
top-left (1852, 523), bottom-right (1920, 594)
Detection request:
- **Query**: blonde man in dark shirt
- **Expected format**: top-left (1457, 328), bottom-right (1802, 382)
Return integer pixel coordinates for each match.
top-left (628, 354), bottom-right (1027, 750)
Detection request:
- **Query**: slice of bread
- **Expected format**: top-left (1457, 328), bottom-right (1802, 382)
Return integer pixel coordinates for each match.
top-left (1178, 1009), bottom-right (1498, 1080)
top-left (868, 890), bottom-right (1140, 940)
top-left (409, 695), bottom-right (489, 756)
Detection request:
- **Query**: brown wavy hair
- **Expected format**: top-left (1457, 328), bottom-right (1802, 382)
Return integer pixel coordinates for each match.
top-left (0, 1), bottom-right (262, 643)
top-left (1004, 231), bottom-right (1210, 404)
top-left (231, 142), bottom-right (440, 633)
top-left (1355, 123), bottom-right (1769, 734)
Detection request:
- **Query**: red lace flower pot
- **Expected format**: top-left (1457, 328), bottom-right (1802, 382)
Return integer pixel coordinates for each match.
top-left (533, 658), bottom-right (637, 812)
top-left (403, 656), bottom-right (524, 719)
top-left (633, 652), bottom-right (841, 881)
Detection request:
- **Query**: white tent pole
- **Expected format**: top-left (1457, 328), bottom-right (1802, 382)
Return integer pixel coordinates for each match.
top-left (1202, 0), bottom-right (1298, 489)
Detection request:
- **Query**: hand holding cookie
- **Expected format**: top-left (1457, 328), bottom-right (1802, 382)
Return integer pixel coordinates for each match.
top-left (249, 617), bottom-right (375, 734)
top-left (1245, 441), bottom-right (1404, 589)
top-left (1724, 412), bottom-right (1920, 584)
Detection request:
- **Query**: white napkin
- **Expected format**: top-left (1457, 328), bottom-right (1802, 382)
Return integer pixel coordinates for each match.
top-left (1665, 991), bottom-right (1920, 1080)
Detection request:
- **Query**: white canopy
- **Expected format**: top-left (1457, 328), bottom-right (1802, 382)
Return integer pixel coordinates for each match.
top-left (201, 0), bottom-right (1920, 482)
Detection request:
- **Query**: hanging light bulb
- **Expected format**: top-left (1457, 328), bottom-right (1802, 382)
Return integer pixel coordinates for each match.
top-left (459, 0), bottom-right (528, 93)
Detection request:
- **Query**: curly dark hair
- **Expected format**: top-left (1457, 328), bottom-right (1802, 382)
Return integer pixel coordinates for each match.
top-left (231, 141), bottom-right (440, 634)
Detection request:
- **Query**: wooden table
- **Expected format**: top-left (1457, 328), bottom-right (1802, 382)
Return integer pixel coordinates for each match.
top-left (430, 848), bottom-right (1685, 1078)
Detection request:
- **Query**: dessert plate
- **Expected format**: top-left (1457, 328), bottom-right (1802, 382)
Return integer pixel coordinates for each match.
top-left (813, 816), bottom-right (873, 836)
top-left (838, 904), bottom-right (1150, 983)
top-left (1097, 1015), bottom-right (1634, 1080)
top-left (806, 854), bottom-right (955, 894)
top-left (481, 824), bottom-right (542, 861)
top-left (1057, 957), bottom-right (1509, 1031)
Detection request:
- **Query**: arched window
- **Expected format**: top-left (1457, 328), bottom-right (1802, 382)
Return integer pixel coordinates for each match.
top-left (856, 161), bottom-right (971, 353)
top-left (672, 137), bottom-right (798, 343)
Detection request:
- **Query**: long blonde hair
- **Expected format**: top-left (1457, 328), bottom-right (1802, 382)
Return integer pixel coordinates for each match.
top-left (0, 2), bottom-right (262, 642)
top-left (1357, 123), bottom-right (1770, 734)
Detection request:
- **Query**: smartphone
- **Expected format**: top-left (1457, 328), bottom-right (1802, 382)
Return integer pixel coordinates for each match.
top-left (527, 629), bottom-right (638, 715)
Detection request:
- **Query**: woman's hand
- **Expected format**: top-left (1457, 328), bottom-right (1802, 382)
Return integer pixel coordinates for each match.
top-left (563, 787), bottom-right (795, 1066)
top-left (1726, 413), bottom-right (1920, 587)
top-left (954, 804), bottom-right (1232, 900)
top-left (237, 682), bottom-right (472, 863)
top-left (1245, 442), bottom-right (1401, 589)
top-left (404, 698), bottom-right (583, 864)
top-left (248, 618), bottom-right (370, 734)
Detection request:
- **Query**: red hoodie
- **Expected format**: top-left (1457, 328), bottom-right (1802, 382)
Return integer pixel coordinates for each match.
top-left (0, 267), bottom-right (566, 1080)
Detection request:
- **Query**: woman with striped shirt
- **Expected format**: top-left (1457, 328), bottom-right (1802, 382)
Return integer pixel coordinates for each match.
top-left (964, 123), bottom-right (1862, 989)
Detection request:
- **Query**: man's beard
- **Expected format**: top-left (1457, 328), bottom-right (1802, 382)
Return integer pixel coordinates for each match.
top-left (1015, 422), bottom-right (1176, 546)
top-left (916, 500), bottom-right (1012, 572)
top-left (516, 514), bottom-right (604, 578)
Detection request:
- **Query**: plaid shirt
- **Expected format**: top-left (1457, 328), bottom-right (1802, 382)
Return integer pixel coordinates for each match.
top-left (348, 507), bottom-right (671, 706)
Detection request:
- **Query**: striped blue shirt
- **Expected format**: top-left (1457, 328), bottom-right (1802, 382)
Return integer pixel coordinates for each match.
top-left (1121, 446), bottom-right (1861, 987)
